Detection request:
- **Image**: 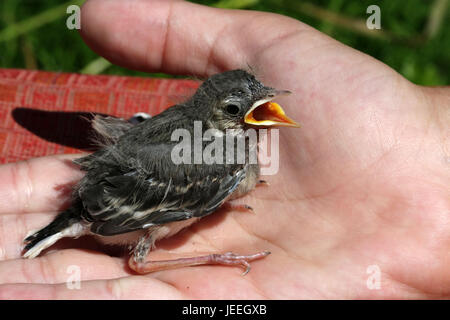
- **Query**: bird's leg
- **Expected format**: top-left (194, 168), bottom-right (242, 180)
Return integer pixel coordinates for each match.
top-left (132, 232), bottom-right (153, 263)
top-left (129, 250), bottom-right (271, 275)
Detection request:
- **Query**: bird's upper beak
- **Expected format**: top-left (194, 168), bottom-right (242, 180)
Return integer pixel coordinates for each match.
top-left (244, 90), bottom-right (300, 128)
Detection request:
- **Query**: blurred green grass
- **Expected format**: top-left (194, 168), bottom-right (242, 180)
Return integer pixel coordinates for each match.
top-left (0, 0), bottom-right (448, 85)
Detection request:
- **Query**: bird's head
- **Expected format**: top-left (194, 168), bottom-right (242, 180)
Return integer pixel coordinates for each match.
top-left (190, 69), bottom-right (300, 131)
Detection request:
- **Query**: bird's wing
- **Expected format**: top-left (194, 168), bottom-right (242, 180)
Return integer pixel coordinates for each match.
top-left (74, 106), bottom-right (189, 170)
top-left (78, 143), bottom-right (246, 236)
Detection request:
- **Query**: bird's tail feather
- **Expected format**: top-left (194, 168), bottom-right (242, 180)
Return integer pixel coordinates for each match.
top-left (23, 205), bottom-right (84, 258)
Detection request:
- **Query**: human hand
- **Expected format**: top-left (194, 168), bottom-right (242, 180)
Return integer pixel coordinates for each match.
top-left (0, 0), bottom-right (449, 299)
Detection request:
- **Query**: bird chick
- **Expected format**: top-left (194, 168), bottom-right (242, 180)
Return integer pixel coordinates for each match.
top-left (22, 69), bottom-right (299, 275)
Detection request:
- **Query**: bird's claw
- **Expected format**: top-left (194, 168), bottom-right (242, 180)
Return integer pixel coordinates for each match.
top-left (212, 251), bottom-right (271, 276)
top-left (226, 203), bottom-right (255, 213)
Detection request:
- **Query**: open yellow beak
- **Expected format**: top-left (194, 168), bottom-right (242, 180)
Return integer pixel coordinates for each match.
top-left (244, 99), bottom-right (300, 128)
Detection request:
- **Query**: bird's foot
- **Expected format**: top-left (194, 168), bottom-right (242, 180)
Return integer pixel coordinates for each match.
top-left (129, 250), bottom-right (271, 276)
top-left (224, 202), bottom-right (254, 213)
top-left (257, 179), bottom-right (269, 187)
top-left (213, 251), bottom-right (271, 275)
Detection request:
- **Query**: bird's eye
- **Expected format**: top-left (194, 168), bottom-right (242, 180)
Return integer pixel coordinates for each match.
top-left (225, 104), bottom-right (241, 115)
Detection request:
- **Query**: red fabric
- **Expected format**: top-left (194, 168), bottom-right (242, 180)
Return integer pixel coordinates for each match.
top-left (0, 68), bottom-right (200, 164)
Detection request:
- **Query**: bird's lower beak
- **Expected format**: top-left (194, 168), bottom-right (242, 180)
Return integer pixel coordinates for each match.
top-left (244, 93), bottom-right (300, 128)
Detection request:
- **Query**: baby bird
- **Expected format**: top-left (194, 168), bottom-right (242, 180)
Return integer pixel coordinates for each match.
top-left (22, 70), bottom-right (299, 275)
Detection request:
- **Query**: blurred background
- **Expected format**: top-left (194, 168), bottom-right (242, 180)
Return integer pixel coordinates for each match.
top-left (0, 0), bottom-right (448, 85)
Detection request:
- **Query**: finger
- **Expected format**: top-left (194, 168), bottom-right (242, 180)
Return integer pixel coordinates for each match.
top-left (0, 249), bottom-right (128, 285)
top-left (0, 154), bottom-right (84, 215)
top-left (0, 275), bottom-right (186, 299)
top-left (80, 0), bottom-right (308, 76)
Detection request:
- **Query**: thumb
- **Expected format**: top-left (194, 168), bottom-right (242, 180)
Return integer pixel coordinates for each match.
top-left (80, 0), bottom-right (309, 77)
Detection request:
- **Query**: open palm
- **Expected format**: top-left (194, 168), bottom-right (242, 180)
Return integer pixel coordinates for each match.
top-left (0, 0), bottom-right (449, 299)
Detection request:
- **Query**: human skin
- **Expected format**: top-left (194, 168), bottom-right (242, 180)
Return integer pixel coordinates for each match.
top-left (0, 0), bottom-right (449, 299)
